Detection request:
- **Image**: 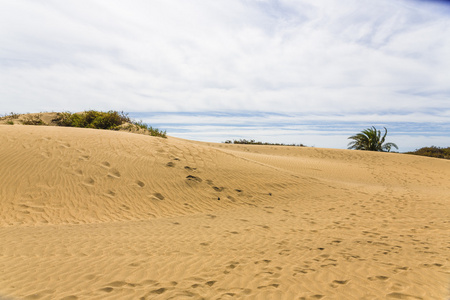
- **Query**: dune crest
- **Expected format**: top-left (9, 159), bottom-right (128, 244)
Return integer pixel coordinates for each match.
top-left (0, 125), bottom-right (448, 299)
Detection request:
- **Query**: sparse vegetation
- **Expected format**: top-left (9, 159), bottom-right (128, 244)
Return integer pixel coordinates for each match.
top-left (405, 146), bottom-right (450, 160)
top-left (0, 110), bottom-right (166, 138)
top-left (0, 112), bottom-right (20, 121)
top-left (22, 114), bottom-right (45, 125)
top-left (348, 127), bottom-right (398, 152)
top-left (131, 120), bottom-right (167, 137)
top-left (224, 139), bottom-right (305, 147)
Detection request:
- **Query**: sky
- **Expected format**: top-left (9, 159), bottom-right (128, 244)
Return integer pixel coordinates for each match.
top-left (1, 0), bottom-right (449, 151)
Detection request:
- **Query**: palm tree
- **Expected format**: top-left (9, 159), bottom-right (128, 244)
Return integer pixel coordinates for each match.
top-left (348, 126), bottom-right (398, 152)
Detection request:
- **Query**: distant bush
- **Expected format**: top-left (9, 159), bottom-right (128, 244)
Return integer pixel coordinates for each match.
top-left (224, 139), bottom-right (305, 147)
top-left (405, 146), bottom-right (450, 160)
top-left (22, 114), bottom-right (45, 125)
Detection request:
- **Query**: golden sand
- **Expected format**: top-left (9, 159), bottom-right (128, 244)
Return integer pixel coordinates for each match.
top-left (0, 124), bottom-right (448, 299)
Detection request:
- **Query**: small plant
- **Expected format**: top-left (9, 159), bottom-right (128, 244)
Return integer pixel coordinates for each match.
top-left (128, 120), bottom-right (166, 138)
top-left (6, 120), bottom-right (14, 125)
top-left (147, 127), bottom-right (167, 138)
top-left (133, 120), bottom-right (148, 130)
top-left (22, 114), bottom-right (45, 125)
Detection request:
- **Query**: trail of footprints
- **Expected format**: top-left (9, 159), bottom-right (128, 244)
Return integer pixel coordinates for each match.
top-left (90, 276), bottom-right (251, 300)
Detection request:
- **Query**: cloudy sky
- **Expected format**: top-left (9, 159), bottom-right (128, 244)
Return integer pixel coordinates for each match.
top-left (1, 0), bottom-right (449, 151)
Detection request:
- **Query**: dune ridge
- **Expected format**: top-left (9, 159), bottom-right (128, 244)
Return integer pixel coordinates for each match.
top-left (0, 125), bottom-right (449, 299)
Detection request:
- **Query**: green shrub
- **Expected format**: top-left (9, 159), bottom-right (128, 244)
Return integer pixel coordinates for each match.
top-left (51, 110), bottom-right (166, 138)
top-left (52, 112), bottom-right (75, 126)
top-left (52, 110), bottom-right (130, 130)
top-left (6, 120), bottom-right (14, 125)
top-left (147, 127), bottom-right (167, 138)
top-left (405, 146), bottom-right (450, 160)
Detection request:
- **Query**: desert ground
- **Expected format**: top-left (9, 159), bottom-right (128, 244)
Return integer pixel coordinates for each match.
top-left (0, 124), bottom-right (449, 299)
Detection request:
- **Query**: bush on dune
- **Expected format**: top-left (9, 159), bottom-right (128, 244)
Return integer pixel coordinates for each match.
top-left (0, 110), bottom-right (166, 138)
top-left (405, 146), bottom-right (450, 160)
top-left (0, 112), bottom-right (19, 125)
top-left (52, 110), bottom-right (130, 130)
top-left (22, 114), bottom-right (45, 125)
top-left (51, 110), bottom-right (167, 138)
top-left (0, 112), bottom-right (20, 120)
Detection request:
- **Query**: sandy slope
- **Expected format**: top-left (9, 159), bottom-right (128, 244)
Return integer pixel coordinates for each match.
top-left (0, 124), bottom-right (448, 300)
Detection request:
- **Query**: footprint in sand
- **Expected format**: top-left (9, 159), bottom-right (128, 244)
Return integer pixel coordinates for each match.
top-left (105, 190), bottom-right (116, 197)
top-left (330, 280), bottom-right (349, 288)
top-left (368, 276), bottom-right (389, 281)
top-left (61, 296), bottom-right (78, 300)
top-left (299, 295), bottom-right (324, 300)
top-left (83, 177), bottom-right (95, 186)
top-left (136, 180), bottom-right (145, 187)
top-left (99, 287), bottom-right (113, 293)
top-left (107, 281), bottom-right (128, 287)
top-left (257, 283), bottom-right (279, 289)
top-left (40, 151), bottom-right (51, 159)
top-left (150, 288), bottom-right (167, 294)
top-left (107, 169), bottom-right (121, 179)
top-left (59, 142), bottom-right (71, 148)
top-left (153, 193), bottom-right (164, 200)
top-left (205, 281), bottom-right (216, 287)
top-left (386, 292), bottom-right (422, 299)
top-left (226, 262), bottom-right (239, 269)
top-left (186, 175), bottom-right (202, 182)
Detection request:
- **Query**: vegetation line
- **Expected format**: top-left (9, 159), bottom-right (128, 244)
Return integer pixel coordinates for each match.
top-left (2, 114), bottom-right (448, 159)
top-left (0, 111), bottom-right (167, 138)
top-left (223, 139), bottom-right (306, 147)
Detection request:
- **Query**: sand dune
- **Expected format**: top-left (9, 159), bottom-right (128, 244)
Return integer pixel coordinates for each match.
top-left (0, 124), bottom-right (449, 299)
